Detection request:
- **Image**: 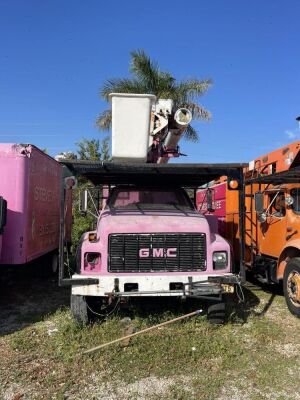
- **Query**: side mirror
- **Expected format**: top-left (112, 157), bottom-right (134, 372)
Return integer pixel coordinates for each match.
top-left (255, 192), bottom-right (264, 214)
top-left (207, 188), bottom-right (215, 212)
top-left (285, 196), bottom-right (294, 206)
top-left (258, 212), bottom-right (267, 223)
top-left (79, 190), bottom-right (88, 213)
top-left (0, 197), bottom-right (7, 234)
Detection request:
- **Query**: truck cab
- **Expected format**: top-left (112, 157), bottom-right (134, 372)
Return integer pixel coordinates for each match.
top-left (67, 179), bottom-right (241, 324)
top-left (253, 184), bottom-right (300, 316)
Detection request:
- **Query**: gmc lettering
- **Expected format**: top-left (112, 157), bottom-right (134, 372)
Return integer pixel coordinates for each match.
top-left (139, 248), bottom-right (177, 258)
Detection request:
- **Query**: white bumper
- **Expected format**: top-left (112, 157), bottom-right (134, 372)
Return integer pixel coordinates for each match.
top-left (71, 273), bottom-right (235, 297)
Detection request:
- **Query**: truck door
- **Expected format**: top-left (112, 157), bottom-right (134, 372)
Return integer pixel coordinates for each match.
top-left (258, 190), bottom-right (287, 258)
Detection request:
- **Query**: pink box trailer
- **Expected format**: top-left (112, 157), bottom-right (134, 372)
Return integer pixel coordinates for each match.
top-left (0, 196), bottom-right (7, 258)
top-left (0, 144), bottom-right (71, 269)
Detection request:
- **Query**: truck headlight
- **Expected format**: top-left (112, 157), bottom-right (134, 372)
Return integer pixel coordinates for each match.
top-left (213, 251), bottom-right (228, 270)
top-left (84, 252), bottom-right (101, 271)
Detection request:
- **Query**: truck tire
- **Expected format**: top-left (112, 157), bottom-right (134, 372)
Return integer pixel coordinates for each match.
top-left (207, 302), bottom-right (226, 324)
top-left (71, 294), bottom-right (89, 325)
top-left (283, 258), bottom-right (300, 318)
top-left (39, 252), bottom-right (58, 277)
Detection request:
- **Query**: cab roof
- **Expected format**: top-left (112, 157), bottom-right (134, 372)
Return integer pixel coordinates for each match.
top-left (60, 160), bottom-right (246, 187)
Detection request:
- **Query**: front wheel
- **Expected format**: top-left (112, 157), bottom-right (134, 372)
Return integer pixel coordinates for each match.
top-left (71, 294), bottom-right (89, 325)
top-left (283, 258), bottom-right (300, 318)
top-left (207, 301), bottom-right (226, 324)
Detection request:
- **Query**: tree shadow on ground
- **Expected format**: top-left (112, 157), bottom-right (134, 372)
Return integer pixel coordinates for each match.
top-left (226, 273), bottom-right (284, 323)
top-left (1, 264), bottom-right (282, 336)
top-left (0, 263), bottom-right (69, 337)
top-left (242, 274), bottom-right (284, 318)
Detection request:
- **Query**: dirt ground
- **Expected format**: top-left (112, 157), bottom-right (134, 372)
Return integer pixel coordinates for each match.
top-left (0, 265), bottom-right (70, 336)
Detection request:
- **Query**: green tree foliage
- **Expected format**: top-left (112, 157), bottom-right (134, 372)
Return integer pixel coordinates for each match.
top-left (71, 206), bottom-right (95, 249)
top-left (100, 136), bottom-right (110, 162)
top-left (96, 49), bottom-right (212, 142)
top-left (71, 137), bottom-right (110, 245)
top-left (77, 138), bottom-right (100, 160)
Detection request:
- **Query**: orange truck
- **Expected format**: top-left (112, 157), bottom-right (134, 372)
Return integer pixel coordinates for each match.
top-left (197, 141), bottom-right (300, 317)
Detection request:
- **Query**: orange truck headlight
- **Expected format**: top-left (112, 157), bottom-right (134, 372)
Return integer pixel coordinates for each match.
top-left (88, 233), bottom-right (97, 242)
top-left (228, 180), bottom-right (239, 190)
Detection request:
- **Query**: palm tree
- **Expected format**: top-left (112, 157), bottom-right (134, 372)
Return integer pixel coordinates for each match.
top-left (96, 50), bottom-right (212, 142)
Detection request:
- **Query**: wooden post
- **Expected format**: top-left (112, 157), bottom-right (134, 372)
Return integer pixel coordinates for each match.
top-left (83, 309), bottom-right (202, 355)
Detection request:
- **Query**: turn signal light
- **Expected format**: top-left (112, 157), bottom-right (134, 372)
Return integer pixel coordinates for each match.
top-left (88, 233), bottom-right (97, 242)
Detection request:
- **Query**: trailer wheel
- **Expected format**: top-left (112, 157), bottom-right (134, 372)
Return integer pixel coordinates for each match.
top-left (71, 294), bottom-right (89, 325)
top-left (283, 258), bottom-right (300, 318)
top-left (40, 252), bottom-right (58, 277)
top-left (207, 302), bottom-right (226, 324)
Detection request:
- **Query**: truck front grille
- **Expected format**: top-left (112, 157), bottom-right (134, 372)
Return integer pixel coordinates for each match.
top-left (108, 233), bottom-right (206, 273)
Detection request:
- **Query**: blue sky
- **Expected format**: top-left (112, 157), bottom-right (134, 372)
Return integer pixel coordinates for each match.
top-left (0, 0), bottom-right (299, 163)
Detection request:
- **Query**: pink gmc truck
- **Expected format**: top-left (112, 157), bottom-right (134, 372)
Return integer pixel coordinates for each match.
top-left (0, 143), bottom-right (71, 271)
top-left (59, 162), bottom-right (245, 324)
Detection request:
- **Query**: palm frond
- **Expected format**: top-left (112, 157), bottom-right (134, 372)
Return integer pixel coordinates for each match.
top-left (100, 79), bottom-right (147, 101)
top-left (130, 49), bottom-right (160, 92)
top-left (76, 138), bottom-right (101, 161)
top-left (155, 73), bottom-right (176, 98)
top-left (182, 102), bottom-right (211, 121)
top-left (175, 79), bottom-right (213, 103)
top-left (183, 125), bottom-right (199, 142)
top-left (96, 109), bottom-right (112, 131)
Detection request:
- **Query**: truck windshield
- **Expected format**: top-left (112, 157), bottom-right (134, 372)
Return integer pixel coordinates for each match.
top-left (107, 187), bottom-right (194, 211)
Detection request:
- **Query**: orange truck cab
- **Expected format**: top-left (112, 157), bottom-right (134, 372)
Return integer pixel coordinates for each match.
top-left (197, 141), bottom-right (300, 318)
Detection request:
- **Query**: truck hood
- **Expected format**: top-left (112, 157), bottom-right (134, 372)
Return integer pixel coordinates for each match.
top-left (97, 208), bottom-right (211, 236)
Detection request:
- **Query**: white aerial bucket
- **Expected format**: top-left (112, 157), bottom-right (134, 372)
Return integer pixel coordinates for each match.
top-left (109, 93), bottom-right (156, 163)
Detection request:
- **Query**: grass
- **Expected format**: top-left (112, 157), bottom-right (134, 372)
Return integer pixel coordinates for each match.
top-left (1, 284), bottom-right (300, 400)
